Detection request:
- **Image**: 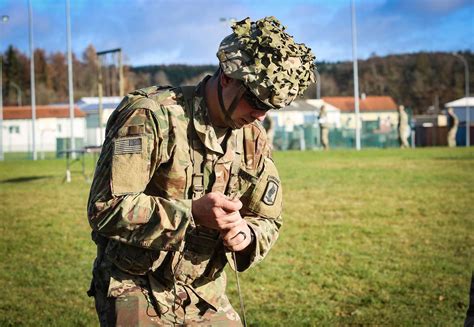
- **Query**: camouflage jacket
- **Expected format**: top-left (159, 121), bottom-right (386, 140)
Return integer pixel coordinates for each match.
top-left (87, 77), bottom-right (283, 308)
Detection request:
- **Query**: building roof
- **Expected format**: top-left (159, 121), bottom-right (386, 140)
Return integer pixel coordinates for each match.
top-left (77, 96), bottom-right (122, 111)
top-left (444, 97), bottom-right (474, 108)
top-left (322, 96), bottom-right (397, 112)
top-left (3, 105), bottom-right (86, 120)
top-left (283, 99), bottom-right (321, 112)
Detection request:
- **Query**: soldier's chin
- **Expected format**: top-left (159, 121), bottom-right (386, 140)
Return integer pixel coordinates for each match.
top-left (231, 119), bottom-right (246, 129)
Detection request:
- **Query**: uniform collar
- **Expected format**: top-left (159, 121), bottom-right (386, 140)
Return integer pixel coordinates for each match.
top-left (192, 75), bottom-right (232, 155)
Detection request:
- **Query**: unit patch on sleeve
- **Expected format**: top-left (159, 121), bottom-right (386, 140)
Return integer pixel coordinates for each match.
top-left (114, 137), bottom-right (143, 155)
top-left (262, 176), bottom-right (279, 206)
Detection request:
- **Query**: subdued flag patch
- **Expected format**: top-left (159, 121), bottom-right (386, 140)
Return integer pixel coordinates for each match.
top-left (114, 137), bottom-right (142, 155)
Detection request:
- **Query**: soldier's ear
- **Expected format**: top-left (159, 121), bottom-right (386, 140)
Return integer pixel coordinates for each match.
top-left (219, 72), bottom-right (235, 88)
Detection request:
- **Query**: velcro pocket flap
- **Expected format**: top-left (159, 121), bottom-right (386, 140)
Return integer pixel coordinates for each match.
top-left (111, 135), bottom-right (150, 195)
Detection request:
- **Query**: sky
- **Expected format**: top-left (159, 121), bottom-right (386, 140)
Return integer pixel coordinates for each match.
top-left (0, 0), bottom-right (473, 67)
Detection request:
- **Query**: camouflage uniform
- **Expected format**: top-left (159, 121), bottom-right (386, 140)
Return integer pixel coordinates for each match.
top-left (87, 16), bottom-right (315, 326)
top-left (87, 81), bottom-right (283, 325)
top-left (318, 106), bottom-right (329, 150)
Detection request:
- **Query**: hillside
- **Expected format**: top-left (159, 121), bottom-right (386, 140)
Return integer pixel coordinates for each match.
top-left (2, 44), bottom-right (472, 115)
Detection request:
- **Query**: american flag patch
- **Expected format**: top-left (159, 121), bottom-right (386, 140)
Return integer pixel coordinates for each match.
top-left (114, 137), bottom-right (143, 155)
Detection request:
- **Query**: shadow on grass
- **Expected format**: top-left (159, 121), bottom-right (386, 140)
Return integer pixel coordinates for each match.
top-left (433, 156), bottom-right (474, 161)
top-left (0, 175), bottom-right (54, 184)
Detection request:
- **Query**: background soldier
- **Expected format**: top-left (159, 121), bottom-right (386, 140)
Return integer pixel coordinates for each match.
top-left (319, 105), bottom-right (329, 150)
top-left (398, 105), bottom-right (410, 148)
top-left (87, 16), bottom-right (315, 326)
top-left (262, 115), bottom-right (274, 149)
top-left (447, 107), bottom-right (459, 147)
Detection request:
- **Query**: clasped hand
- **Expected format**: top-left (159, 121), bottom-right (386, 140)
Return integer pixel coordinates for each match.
top-left (192, 192), bottom-right (252, 252)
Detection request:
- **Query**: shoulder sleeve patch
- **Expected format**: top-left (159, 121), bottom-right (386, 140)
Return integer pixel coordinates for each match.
top-left (245, 157), bottom-right (282, 219)
top-left (262, 176), bottom-right (279, 206)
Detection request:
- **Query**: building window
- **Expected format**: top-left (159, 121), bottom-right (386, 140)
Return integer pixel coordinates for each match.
top-left (58, 124), bottom-right (62, 133)
top-left (9, 126), bottom-right (20, 134)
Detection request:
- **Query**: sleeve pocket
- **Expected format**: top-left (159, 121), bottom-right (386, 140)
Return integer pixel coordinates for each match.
top-left (111, 135), bottom-right (150, 195)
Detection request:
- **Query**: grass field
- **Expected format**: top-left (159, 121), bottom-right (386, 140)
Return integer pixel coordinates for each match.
top-left (0, 148), bottom-right (472, 326)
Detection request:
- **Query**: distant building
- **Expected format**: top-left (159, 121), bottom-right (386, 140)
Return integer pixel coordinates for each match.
top-left (2, 105), bottom-right (86, 153)
top-left (271, 99), bottom-right (341, 131)
top-left (444, 97), bottom-right (474, 146)
top-left (323, 95), bottom-right (398, 130)
top-left (444, 97), bottom-right (474, 124)
top-left (77, 96), bottom-right (122, 146)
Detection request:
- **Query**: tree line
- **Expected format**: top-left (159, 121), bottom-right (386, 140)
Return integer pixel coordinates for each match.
top-left (1, 44), bottom-right (472, 115)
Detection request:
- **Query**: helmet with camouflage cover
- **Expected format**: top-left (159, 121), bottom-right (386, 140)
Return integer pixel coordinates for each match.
top-left (217, 16), bottom-right (316, 110)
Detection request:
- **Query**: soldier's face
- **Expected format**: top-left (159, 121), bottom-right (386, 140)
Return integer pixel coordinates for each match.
top-left (220, 77), bottom-right (267, 128)
top-left (230, 97), bottom-right (267, 128)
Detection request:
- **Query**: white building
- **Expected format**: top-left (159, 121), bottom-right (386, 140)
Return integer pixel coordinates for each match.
top-left (323, 95), bottom-right (398, 130)
top-left (2, 105), bottom-right (86, 153)
top-left (269, 99), bottom-right (341, 131)
top-left (444, 97), bottom-right (474, 124)
top-left (77, 96), bottom-right (122, 146)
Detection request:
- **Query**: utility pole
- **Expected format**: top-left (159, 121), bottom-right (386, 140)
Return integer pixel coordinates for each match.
top-left (351, 0), bottom-right (361, 150)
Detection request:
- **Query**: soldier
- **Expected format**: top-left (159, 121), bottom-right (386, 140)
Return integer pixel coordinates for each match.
top-left (262, 115), bottom-right (275, 149)
top-left (87, 17), bottom-right (315, 326)
top-left (447, 107), bottom-right (459, 147)
top-left (398, 105), bottom-right (410, 148)
top-left (319, 105), bottom-right (329, 150)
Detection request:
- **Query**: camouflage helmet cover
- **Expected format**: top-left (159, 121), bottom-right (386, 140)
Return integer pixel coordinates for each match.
top-left (217, 16), bottom-right (316, 109)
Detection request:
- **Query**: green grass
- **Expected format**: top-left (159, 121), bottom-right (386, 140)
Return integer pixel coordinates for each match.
top-left (0, 148), bottom-right (472, 326)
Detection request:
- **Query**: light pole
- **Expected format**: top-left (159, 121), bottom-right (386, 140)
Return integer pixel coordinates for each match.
top-left (452, 52), bottom-right (470, 147)
top-left (28, 0), bottom-right (37, 160)
top-left (66, 0), bottom-right (75, 158)
top-left (0, 14), bottom-right (9, 161)
top-left (351, 0), bottom-right (361, 150)
top-left (96, 48), bottom-right (123, 145)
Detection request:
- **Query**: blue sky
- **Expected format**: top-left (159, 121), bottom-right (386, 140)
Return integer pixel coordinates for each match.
top-left (0, 0), bottom-right (473, 66)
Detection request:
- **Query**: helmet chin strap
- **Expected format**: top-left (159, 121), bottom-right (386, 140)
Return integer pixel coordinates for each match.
top-left (217, 77), bottom-right (247, 129)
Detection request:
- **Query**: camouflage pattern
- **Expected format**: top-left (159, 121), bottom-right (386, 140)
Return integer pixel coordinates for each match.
top-left (87, 76), bottom-right (283, 325)
top-left (217, 16), bottom-right (316, 109)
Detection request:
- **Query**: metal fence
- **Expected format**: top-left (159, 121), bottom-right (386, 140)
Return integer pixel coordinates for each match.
top-left (273, 123), bottom-right (403, 150)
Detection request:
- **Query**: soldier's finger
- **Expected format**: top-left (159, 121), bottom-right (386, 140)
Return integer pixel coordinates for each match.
top-left (218, 197), bottom-right (243, 212)
top-left (227, 241), bottom-right (249, 252)
top-left (217, 212), bottom-right (242, 229)
top-left (224, 231), bottom-right (246, 247)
